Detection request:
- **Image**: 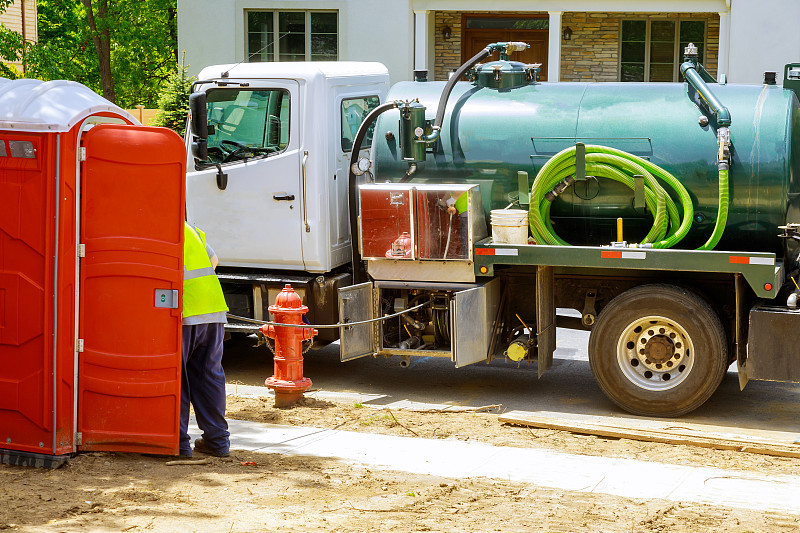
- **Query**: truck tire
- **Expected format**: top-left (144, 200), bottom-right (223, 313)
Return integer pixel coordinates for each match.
top-left (588, 284), bottom-right (727, 417)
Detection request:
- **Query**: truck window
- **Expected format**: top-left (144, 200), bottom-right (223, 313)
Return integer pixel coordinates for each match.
top-left (341, 96), bottom-right (380, 152)
top-left (202, 88), bottom-right (290, 165)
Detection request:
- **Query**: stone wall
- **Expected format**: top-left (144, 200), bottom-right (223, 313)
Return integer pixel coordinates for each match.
top-left (434, 11), bottom-right (466, 80)
top-left (434, 11), bottom-right (719, 82)
top-left (561, 12), bottom-right (719, 82)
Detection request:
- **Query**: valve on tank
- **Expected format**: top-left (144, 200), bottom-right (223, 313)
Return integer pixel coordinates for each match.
top-left (398, 100), bottom-right (429, 162)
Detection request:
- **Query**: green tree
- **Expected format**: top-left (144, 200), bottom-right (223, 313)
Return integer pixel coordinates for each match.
top-left (0, 0), bottom-right (177, 108)
top-left (151, 59), bottom-right (194, 137)
top-left (19, 1), bottom-right (100, 88)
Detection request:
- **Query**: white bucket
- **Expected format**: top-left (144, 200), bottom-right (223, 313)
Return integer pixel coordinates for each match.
top-left (490, 209), bottom-right (529, 245)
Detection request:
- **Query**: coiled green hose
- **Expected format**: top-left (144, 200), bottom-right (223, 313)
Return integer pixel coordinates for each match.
top-left (528, 145), bottom-right (728, 250)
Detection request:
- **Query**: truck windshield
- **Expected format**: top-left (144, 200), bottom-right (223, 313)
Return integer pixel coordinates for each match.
top-left (203, 88), bottom-right (289, 165)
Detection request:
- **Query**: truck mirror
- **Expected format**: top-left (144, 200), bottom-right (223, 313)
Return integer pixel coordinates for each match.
top-left (189, 92), bottom-right (208, 139)
top-left (191, 138), bottom-right (208, 161)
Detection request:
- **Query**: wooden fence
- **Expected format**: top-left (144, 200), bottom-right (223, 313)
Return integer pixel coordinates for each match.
top-left (124, 106), bottom-right (159, 126)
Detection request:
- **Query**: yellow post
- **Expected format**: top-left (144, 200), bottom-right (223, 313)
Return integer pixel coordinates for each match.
top-left (616, 217), bottom-right (623, 242)
top-left (136, 104), bottom-right (144, 124)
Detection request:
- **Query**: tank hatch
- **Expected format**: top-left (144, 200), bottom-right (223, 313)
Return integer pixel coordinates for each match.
top-left (470, 60), bottom-right (540, 90)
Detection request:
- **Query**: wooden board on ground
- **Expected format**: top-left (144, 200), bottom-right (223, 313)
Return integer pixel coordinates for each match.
top-left (499, 410), bottom-right (800, 459)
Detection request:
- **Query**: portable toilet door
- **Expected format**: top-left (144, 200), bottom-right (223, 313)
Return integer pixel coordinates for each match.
top-left (0, 79), bottom-right (186, 466)
top-left (76, 123), bottom-right (185, 455)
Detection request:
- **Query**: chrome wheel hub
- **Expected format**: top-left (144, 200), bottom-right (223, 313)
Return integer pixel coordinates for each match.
top-left (616, 316), bottom-right (694, 391)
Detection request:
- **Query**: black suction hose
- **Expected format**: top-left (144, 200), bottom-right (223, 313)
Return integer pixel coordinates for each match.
top-left (348, 101), bottom-right (399, 283)
top-left (419, 47), bottom-right (492, 145)
top-left (435, 47), bottom-right (491, 128)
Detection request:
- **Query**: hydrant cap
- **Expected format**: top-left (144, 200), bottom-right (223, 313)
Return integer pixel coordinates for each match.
top-left (272, 284), bottom-right (305, 310)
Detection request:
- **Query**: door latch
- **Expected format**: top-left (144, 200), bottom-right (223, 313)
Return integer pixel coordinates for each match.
top-left (154, 289), bottom-right (179, 309)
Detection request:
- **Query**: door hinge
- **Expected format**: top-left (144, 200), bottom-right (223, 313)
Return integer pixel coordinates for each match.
top-left (76, 432), bottom-right (82, 446)
top-left (78, 244), bottom-right (85, 258)
top-left (79, 147), bottom-right (86, 162)
top-left (76, 339), bottom-right (84, 353)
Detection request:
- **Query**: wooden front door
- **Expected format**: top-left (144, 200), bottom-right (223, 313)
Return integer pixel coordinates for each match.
top-left (462, 29), bottom-right (549, 81)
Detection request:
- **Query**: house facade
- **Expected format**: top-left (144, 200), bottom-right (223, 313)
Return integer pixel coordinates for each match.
top-left (0, 0), bottom-right (37, 74)
top-left (178, 0), bottom-right (800, 85)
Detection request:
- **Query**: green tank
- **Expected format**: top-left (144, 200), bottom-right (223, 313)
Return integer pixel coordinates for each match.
top-left (372, 76), bottom-right (800, 256)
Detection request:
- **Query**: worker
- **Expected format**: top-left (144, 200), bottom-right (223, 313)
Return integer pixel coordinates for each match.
top-left (442, 190), bottom-right (469, 258)
top-left (181, 221), bottom-right (230, 457)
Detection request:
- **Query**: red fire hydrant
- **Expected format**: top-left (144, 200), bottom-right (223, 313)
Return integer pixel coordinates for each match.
top-left (259, 285), bottom-right (316, 407)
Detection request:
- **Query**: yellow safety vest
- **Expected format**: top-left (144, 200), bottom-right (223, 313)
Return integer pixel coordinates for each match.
top-left (183, 222), bottom-right (228, 320)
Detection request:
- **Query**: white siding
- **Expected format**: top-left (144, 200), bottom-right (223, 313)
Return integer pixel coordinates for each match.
top-left (178, 0), bottom-right (415, 84)
top-left (728, 0), bottom-right (800, 84)
top-left (178, 0), bottom-right (800, 86)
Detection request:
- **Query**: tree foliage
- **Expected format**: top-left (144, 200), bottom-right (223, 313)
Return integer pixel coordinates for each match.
top-left (0, 0), bottom-right (178, 108)
top-left (151, 58), bottom-right (194, 137)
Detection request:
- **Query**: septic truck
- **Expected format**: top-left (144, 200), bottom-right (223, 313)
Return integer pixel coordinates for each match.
top-left (186, 42), bottom-right (800, 417)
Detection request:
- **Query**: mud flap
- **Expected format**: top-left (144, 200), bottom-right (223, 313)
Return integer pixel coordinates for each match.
top-left (536, 265), bottom-right (555, 377)
top-left (735, 274), bottom-right (750, 390)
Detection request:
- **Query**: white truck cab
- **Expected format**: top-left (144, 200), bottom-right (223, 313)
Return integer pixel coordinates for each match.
top-left (186, 62), bottom-right (389, 338)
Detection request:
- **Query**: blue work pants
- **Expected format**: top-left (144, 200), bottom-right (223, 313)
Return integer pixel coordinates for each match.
top-left (180, 322), bottom-right (230, 456)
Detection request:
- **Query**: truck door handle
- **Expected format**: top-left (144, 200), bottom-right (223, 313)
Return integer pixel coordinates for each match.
top-left (273, 192), bottom-right (295, 201)
top-left (302, 151), bottom-right (310, 232)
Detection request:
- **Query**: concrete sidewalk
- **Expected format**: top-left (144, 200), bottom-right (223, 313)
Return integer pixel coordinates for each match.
top-left (226, 383), bottom-right (490, 412)
top-left (190, 411), bottom-right (800, 516)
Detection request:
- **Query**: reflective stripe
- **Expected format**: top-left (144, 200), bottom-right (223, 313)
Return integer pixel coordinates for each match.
top-left (183, 310), bottom-right (227, 325)
top-left (184, 265), bottom-right (217, 280)
top-left (600, 250), bottom-right (647, 260)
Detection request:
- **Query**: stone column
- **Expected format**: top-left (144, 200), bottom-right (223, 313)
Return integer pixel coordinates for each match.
top-left (717, 11), bottom-right (730, 81)
top-left (414, 10), bottom-right (430, 74)
top-left (548, 11), bottom-right (562, 82)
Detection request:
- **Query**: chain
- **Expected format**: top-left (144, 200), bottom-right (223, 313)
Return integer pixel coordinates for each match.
top-left (255, 333), bottom-right (276, 355)
top-left (256, 330), bottom-right (312, 355)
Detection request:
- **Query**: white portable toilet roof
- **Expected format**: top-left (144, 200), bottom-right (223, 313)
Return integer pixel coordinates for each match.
top-left (0, 78), bottom-right (138, 132)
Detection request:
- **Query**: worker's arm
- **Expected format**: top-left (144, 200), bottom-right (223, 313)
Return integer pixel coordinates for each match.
top-left (206, 243), bottom-right (219, 270)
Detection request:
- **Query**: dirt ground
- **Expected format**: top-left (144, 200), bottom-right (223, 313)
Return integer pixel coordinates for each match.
top-left (2, 395), bottom-right (800, 532)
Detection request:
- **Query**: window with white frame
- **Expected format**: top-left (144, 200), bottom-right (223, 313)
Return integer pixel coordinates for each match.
top-left (247, 11), bottom-right (338, 62)
top-left (620, 19), bottom-right (706, 82)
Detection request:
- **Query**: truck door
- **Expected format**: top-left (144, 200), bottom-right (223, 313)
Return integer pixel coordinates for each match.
top-left (186, 81), bottom-right (303, 269)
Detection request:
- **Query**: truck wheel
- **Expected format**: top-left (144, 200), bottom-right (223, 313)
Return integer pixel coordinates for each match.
top-left (588, 284), bottom-right (727, 417)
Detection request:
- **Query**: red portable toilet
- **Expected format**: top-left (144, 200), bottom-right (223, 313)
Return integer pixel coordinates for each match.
top-left (0, 79), bottom-right (186, 467)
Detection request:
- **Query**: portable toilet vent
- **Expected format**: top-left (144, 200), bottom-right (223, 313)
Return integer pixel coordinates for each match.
top-left (0, 78), bottom-right (187, 467)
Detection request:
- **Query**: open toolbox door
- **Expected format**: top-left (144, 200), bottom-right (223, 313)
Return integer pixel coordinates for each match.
top-left (451, 279), bottom-right (501, 368)
top-left (339, 282), bottom-right (376, 361)
top-left (77, 124), bottom-right (185, 454)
